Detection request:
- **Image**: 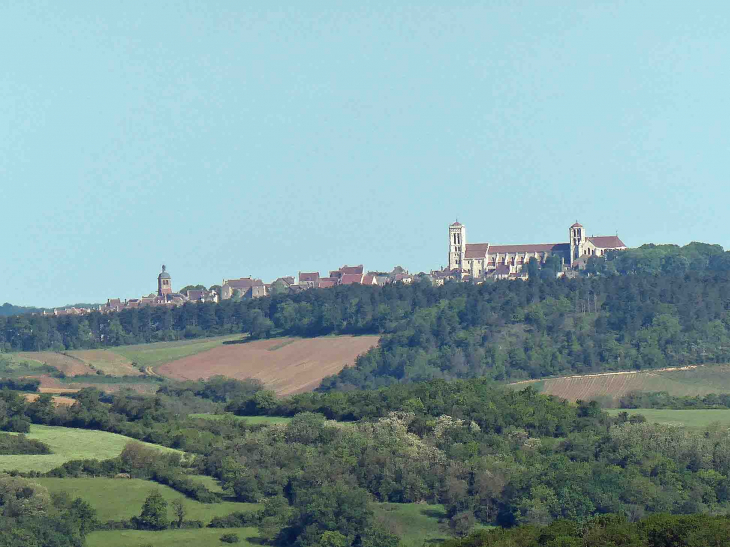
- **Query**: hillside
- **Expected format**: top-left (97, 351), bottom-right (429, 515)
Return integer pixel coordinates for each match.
top-left (512, 363), bottom-right (730, 405)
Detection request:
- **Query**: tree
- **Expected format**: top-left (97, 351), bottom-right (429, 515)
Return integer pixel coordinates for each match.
top-left (134, 490), bottom-right (169, 530)
top-left (171, 498), bottom-right (186, 528)
top-left (527, 258), bottom-right (539, 279)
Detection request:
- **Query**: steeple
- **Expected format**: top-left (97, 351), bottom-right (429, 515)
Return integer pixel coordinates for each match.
top-left (158, 264), bottom-right (172, 296)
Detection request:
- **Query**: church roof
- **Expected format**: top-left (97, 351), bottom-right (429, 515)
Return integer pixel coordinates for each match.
top-left (158, 265), bottom-right (171, 279)
top-left (450, 221), bottom-right (462, 226)
top-left (465, 243), bottom-right (489, 258)
top-left (571, 222), bottom-right (583, 228)
top-left (489, 243), bottom-right (569, 254)
top-left (588, 235), bottom-right (626, 249)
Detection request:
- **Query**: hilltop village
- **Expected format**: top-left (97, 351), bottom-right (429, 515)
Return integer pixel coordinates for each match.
top-left (48, 220), bottom-right (627, 316)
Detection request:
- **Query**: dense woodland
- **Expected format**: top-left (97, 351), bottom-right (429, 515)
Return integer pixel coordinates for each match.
top-left (2, 378), bottom-right (730, 544)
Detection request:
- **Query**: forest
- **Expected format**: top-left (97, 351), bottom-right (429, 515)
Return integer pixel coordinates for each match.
top-left (2, 377), bottom-right (730, 545)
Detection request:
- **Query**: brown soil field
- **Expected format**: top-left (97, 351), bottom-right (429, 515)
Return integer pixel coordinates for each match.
top-left (24, 393), bottom-right (76, 406)
top-left (17, 353), bottom-right (94, 376)
top-left (156, 336), bottom-right (380, 395)
top-left (513, 364), bottom-right (730, 404)
top-left (67, 350), bottom-right (141, 376)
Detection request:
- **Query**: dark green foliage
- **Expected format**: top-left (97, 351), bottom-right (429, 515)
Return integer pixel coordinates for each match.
top-left (208, 510), bottom-right (262, 528)
top-left (0, 378), bottom-right (41, 392)
top-left (436, 513), bottom-right (730, 547)
top-left (619, 391), bottom-right (730, 409)
top-left (219, 533), bottom-right (240, 543)
top-left (132, 490), bottom-right (169, 530)
top-left (0, 433), bottom-right (50, 455)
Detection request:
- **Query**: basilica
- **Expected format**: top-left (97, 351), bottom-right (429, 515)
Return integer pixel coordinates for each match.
top-left (448, 221), bottom-right (626, 279)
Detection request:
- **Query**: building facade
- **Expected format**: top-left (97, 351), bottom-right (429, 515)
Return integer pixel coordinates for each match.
top-left (448, 221), bottom-right (626, 278)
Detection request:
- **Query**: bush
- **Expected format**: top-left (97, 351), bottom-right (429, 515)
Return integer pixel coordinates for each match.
top-left (220, 533), bottom-right (240, 544)
top-left (208, 511), bottom-right (262, 528)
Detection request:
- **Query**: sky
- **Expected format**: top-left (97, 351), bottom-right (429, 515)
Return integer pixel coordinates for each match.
top-left (2, 1), bottom-right (730, 307)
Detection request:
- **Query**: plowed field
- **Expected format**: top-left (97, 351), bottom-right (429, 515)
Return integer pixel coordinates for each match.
top-left (156, 336), bottom-right (380, 395)
top-left (513, 364), bottom-right (730, 403)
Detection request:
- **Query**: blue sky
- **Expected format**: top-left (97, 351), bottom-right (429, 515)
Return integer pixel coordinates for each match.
top-left (2, 1), bottom-right (729, 307)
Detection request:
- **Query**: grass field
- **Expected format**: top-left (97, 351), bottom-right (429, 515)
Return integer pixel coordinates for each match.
top-left (15, 352), bottom-right (94, 376)
top-left (111, 335), bottom-right (243, 370)
top-left (67, 349), bottom-right (141, 376)
top-left (86, 527), bottom-right (258, 547)
top-left (186, 474), bottom-right (225, 493)
top-left (0, 425), bottom-right (182, 473)
top-left (35, 477), bottom-right (258, 522)
top-left (373, 503), bottom-right (449, 547)
top-left (157, 335), bottom-right (380, 395)
top-left (605, 408), bottom-right (730, 428)
top-left (190, 413), bottom-right (293, 425)
top-left (0, 353), bottom-right (64, 377)
top-left (510, 364), bottom-right (730, 404)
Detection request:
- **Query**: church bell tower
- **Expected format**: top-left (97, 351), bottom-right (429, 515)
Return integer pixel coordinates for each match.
top-left (158, 265), bottom-right (172, 296)
top-left (569, 222), bottom-right (585, 264)
top-left (448, 221), bottom-right (466, 270)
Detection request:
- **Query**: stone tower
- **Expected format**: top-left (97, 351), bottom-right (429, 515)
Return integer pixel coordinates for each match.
top-left (569, 222), bottom-right (586, 264)
top-left (158, 265), bottom-right (172, 296)
top-left (448, 221), bottom-right (466, 270)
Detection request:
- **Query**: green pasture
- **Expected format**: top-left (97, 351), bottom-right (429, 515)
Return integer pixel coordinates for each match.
top-left (0, 425), bottom-right (182, 473)
top-left (111, 334), bottom-right (242, 369)
top-left (35, 477), bottom-right (258, 522)
top-left (606, 408), bottom-right (730, 428)
top-left (190, 413), bottom-right (293, 425)
top-left (86, 527), bottom-right (258, 547)
top-left (373, 503), bottom-right (449, 547)
top-left (0, 354), bottom-right (54, 377)
top-left (186, 474), bottom-right (225, 493)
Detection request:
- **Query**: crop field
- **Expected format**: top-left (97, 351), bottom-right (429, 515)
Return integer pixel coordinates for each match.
top-left (156, 335), bottom-right (380, 395)
top-left (23, 393), bottom-right (76, 406)
top-left (0, 425), bottom-right (182, 473)
top-left (190, 413), bottom-right (293, 425)
top-left (13, 352), bottom-right (93, 376)
top-left (35, 478), bottom-right (258, 522)
top-left (111, 335), bottom-right (243, 370)
top-left (512, 364), bottom-right (730, 404)
top-left (605, 408), bottom-right (730, 428)
top-left (373, 503), bottom-right (449, 547)
top-left (86, 527), bottom-right (258, 547)
top-left (67, 349), bottom-right (141, 376)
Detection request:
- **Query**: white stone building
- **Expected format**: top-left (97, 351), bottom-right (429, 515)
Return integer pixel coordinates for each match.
top-left (448, 221), bottom-right (626, 278)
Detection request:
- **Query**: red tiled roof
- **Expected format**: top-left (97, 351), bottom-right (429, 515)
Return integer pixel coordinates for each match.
top-left (340, 273), bottom-right (363, 285)
top-left (340, 265), bottom-right (364, 275)
top-left (226, 277), bottom-right (263, 289)
top-left (588, 235), bottom-right (626, 249)
top-left (465, 243), bottom-right (489, 258)
top-left (362, 275), bottom-right (376, 285)
top-left (299, 272), bottom-right (320, 282)
top-left (318, 279), bottom-right (336, 288)
top-left (571, 222), bottom-right (583, 228)
top-left (451, 221), bottom-right (462, 226)
top-left (489, 243), bottom-right (569, 254)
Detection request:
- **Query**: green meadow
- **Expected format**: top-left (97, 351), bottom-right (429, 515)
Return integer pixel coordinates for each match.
top-left (606, 408), bottom-right (730, 428)
top-left (86, 527), bottom-right (259, 547)
top-left (190, 413), bottom-right (293, 425)
top-left (0, 425), bottom-right (182, 473)
top-left (373, 503), bottom-right (449, 547)
top-left (35, 477), bottom-right (258, 522)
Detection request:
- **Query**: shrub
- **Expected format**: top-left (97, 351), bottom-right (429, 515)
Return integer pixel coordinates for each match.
top-left (220, 533), bottom-right (240, 543)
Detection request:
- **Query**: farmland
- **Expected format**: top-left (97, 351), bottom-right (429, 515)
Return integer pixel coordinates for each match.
top-left (112, 335), bottom-right (243, 370)
top-left (35, 477), bottom-right (258, 522)
top-left (605, 408), bottom-right (730, 428)
top-left (157, 335), bottom-right (380, 395)
top-left (511, 364), bottom-right (730, 405)
top-left (67, 349), bottom-right (141, 376)
top-left (86, 527), bottom-right (259, 547)
top-left (0, 425), bottom-right (182, 473)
